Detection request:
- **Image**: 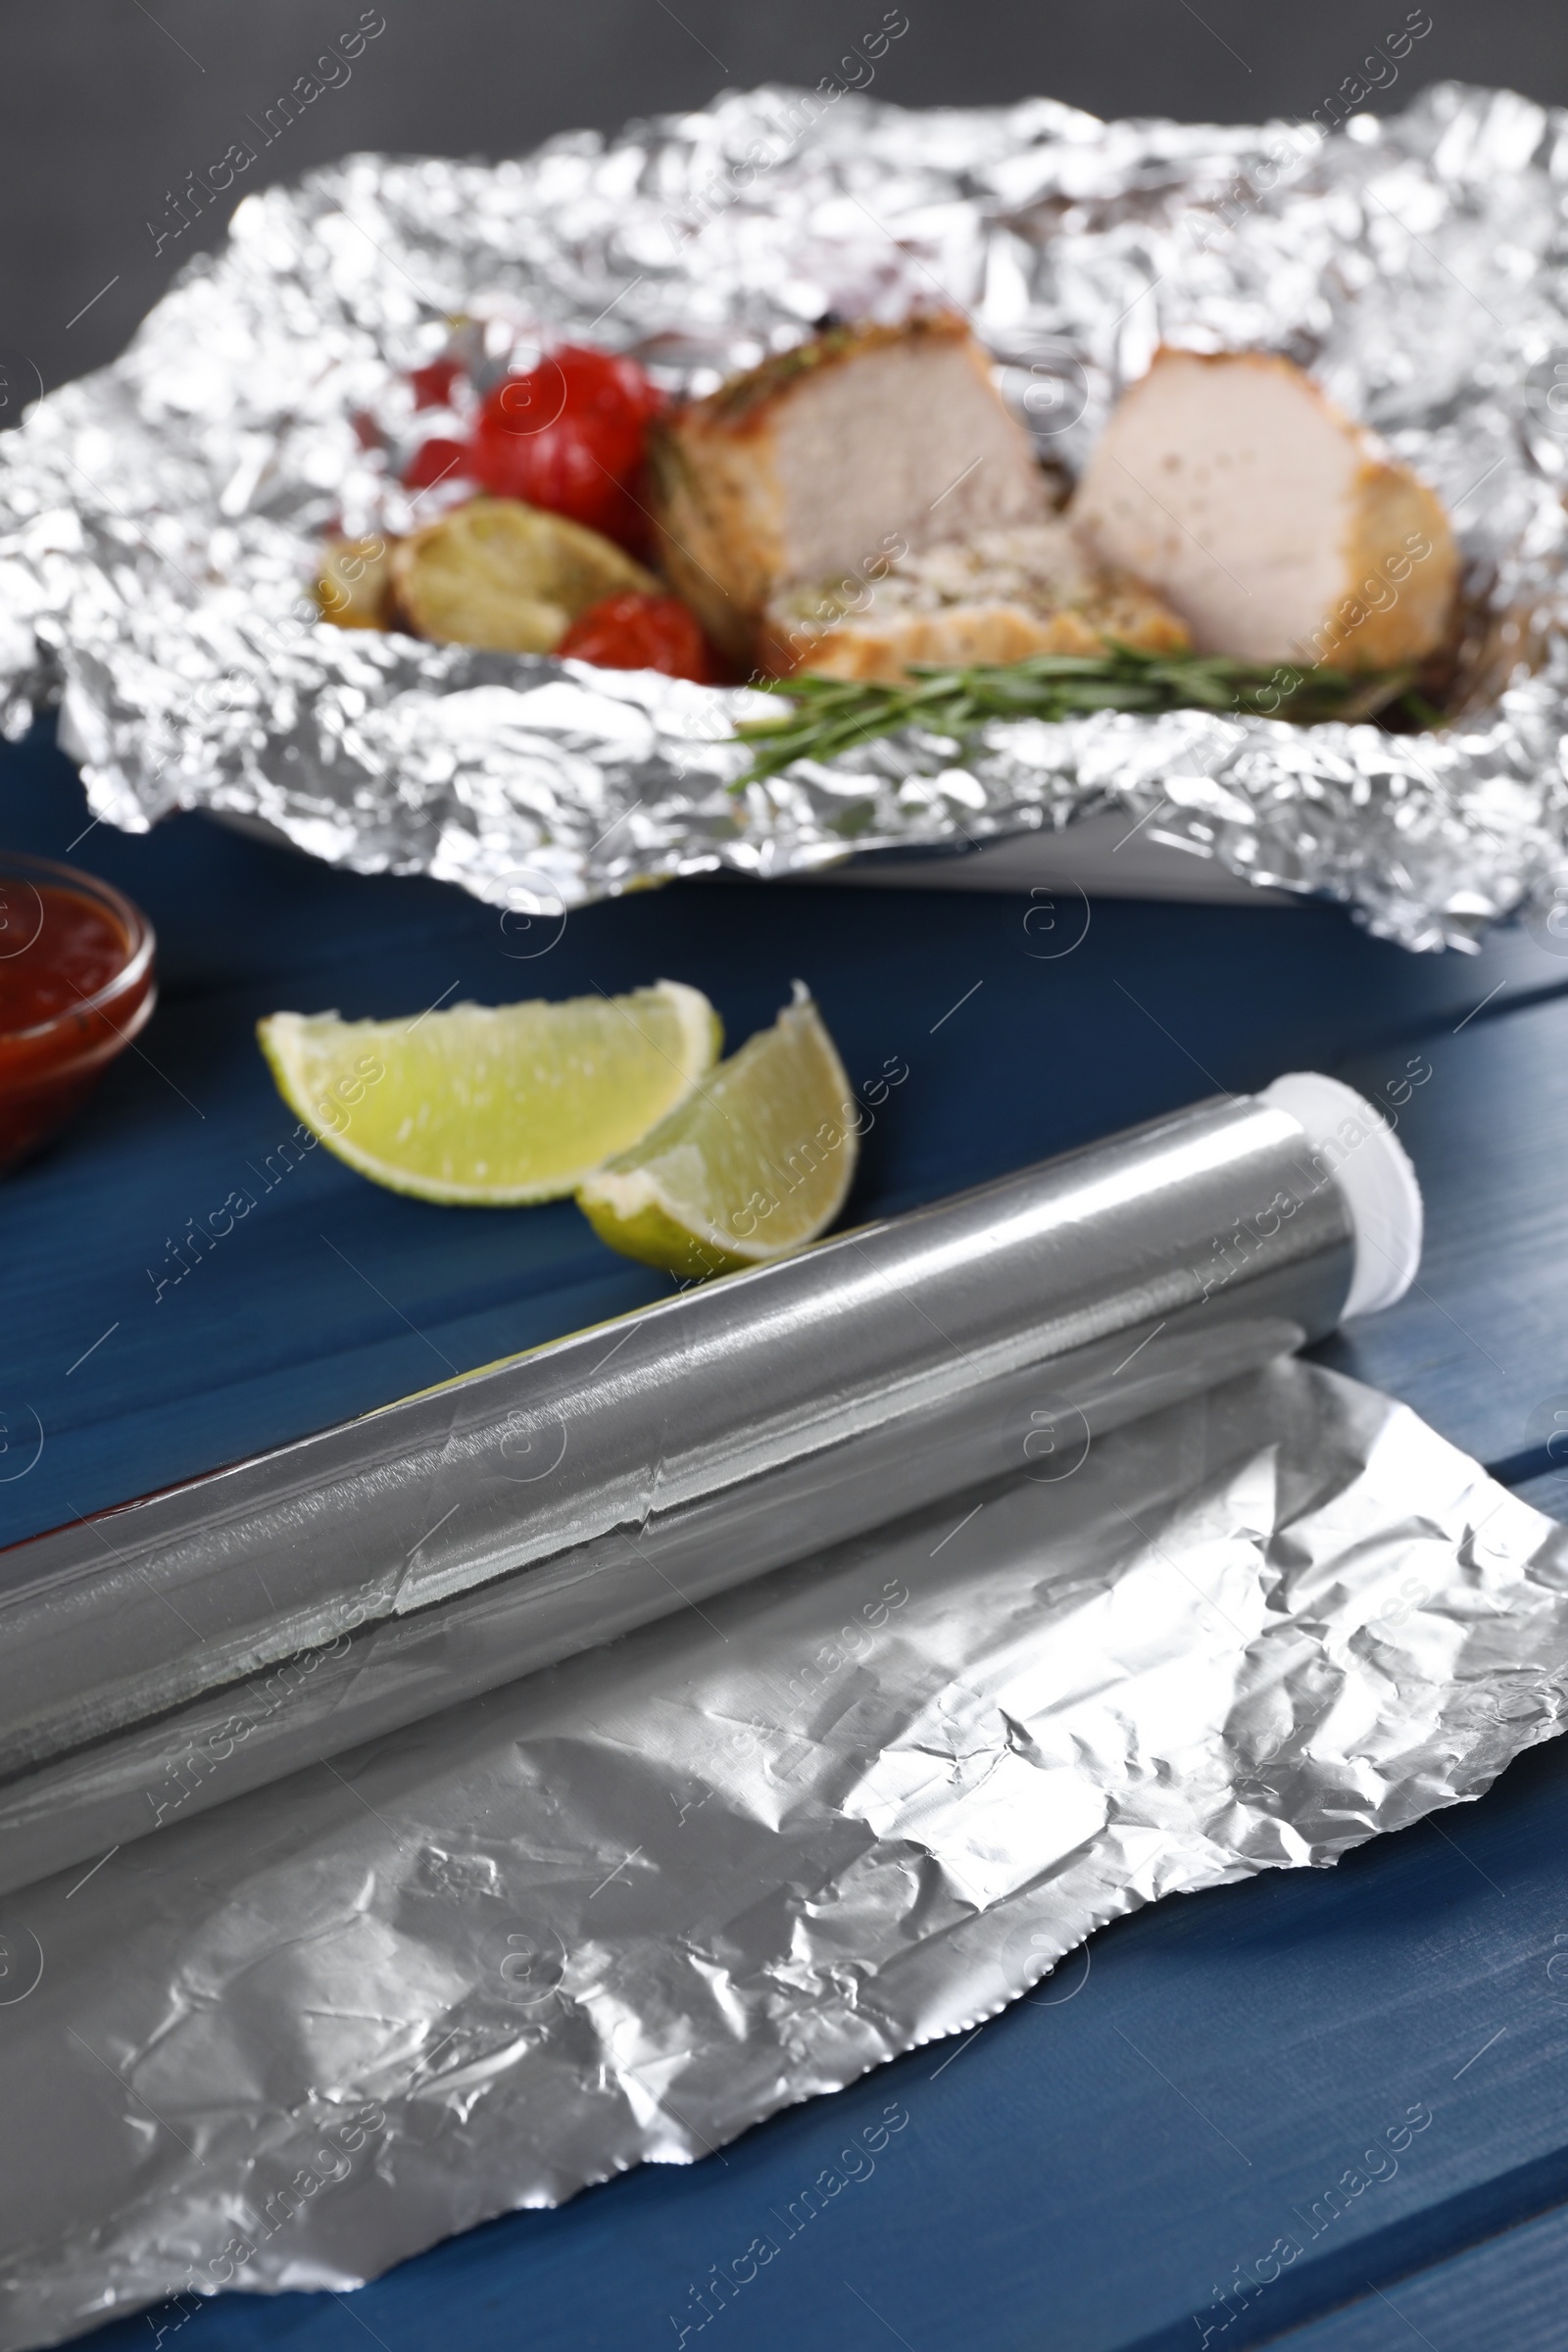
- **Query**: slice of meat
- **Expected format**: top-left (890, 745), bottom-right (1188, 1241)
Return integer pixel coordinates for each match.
top-left (388, 498), bottom-right (658, 654)
top-left (649, 313), bottom-right (1054, 664)
top-left (760, 521), bottom-right (1190, 682)
top-left (1070, 349), bottom-right (1458, 672)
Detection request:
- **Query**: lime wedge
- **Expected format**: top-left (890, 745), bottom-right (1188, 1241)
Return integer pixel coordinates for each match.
top-left (576, 984), bottom-right (858, 1276)
top-left (258, 980), bottom-right (720, 1206)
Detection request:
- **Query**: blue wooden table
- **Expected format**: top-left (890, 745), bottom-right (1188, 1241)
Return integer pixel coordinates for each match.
top-left (7, 714), bottom-right (1568, 2352)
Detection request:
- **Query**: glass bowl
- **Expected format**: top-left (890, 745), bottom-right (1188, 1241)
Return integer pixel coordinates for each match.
top-left (0, 852), bottom-right (157, 1169)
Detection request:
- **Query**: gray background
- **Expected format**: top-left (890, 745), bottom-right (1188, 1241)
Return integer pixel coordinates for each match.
top-left (4, 1), bottom-right (1563, 402)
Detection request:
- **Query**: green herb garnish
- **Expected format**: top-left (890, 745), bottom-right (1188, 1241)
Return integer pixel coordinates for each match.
top-left (729, 647), bottom-right (1420, 789)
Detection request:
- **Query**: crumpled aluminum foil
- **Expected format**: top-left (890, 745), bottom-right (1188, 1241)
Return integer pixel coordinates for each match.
top-left (3, 80), bottom-right (1567, 950)
top-left (0, 1357), bottom-right (1564, 2347)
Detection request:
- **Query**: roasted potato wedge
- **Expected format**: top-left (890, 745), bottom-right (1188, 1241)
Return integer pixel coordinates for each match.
top-left (316, 534), bottom-right (395, 630)
top-left (388, 498), bottom-right (658, 654)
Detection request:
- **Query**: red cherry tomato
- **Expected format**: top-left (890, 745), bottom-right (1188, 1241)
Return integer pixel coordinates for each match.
top-left (402, 435), bottom-right (471, 492)
top-left (468, 345), bottom-right (665, 552)
top-left (557, 593), bottom-right (717, 682)
top-left (410, 356), bottom-right (465, 411)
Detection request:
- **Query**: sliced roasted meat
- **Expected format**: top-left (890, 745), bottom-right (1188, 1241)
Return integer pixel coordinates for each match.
top-left (1071, 348), bottom-right (1458, 672)
top-left (761, 520), bottom-right (1190, 682)
top-left (649, 313), bottom-right (1054, 664)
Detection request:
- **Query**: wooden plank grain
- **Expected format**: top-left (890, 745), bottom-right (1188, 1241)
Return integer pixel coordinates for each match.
top-left (1318, 994), bottom-right (1568, 1473)
top-left (10, 721), bottom-right (1568, 1542)
top-left (1259, 2197), bottom-right (1568, 2352)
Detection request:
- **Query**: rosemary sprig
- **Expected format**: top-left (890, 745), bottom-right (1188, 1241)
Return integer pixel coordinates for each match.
top-left (729, 646), bottom-right (1419, 789)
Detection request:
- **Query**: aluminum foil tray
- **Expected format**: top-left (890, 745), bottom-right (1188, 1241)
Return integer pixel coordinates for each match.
top-left (1, 80), bottom-right (1567, 948)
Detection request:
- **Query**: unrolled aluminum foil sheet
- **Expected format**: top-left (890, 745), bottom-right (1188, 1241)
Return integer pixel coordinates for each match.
top-left (3, 79), bottom-right (1568, 949)
top-left (0, 1355), bottom-right (1564, 2346)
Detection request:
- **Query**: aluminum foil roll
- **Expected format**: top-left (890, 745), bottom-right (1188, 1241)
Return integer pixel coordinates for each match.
top-left (0, 1083), bottom-right (1369, 1900)
top-left (1, 1355), bottom-right (1564, 2348)
top-left (2, 80), bottom-right (1566, 948)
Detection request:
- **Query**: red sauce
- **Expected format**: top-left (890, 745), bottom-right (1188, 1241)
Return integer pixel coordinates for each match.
top-left (0, 885), bottom-right (131, 1031)
top-left (0, 867), bottom-right (156, 1168)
